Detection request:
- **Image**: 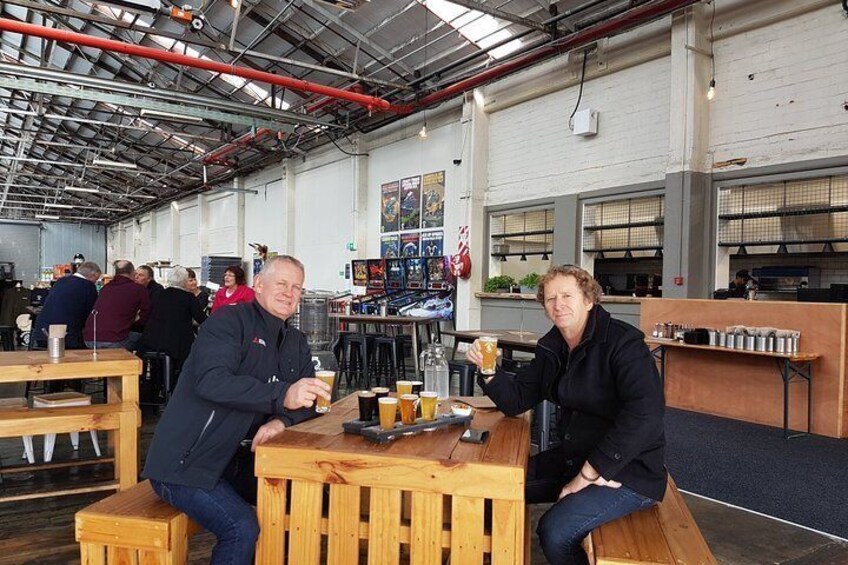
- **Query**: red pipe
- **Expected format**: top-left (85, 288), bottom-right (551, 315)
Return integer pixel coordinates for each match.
top-left (417, 0), bottom-right (700, 109)
top-left (202, 127), bottom-right (272, 165)
top-left (0, 18), bottom-right (403, 113)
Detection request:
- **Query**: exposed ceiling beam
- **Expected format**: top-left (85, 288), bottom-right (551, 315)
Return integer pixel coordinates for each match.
top-left (444, 0), bottom-right (547, 32)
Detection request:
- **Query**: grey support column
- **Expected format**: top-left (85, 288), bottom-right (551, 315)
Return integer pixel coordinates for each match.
top-left (553, 194), bottom-right (579, 266)
top-left (663, 171), bottom-right (714, 298)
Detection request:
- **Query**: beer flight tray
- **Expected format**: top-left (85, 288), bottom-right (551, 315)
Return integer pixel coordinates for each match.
top-left (343, 413), bottom-right (474, 444)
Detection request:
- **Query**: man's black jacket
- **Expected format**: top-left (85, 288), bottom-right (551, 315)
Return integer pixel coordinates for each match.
top-left (143, 300), bottom-right (314, 489)
top-left (480, 305), bottom-right (667, 501)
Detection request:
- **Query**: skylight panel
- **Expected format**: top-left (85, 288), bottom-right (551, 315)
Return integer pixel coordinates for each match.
top-left (421, 0), bottom-right (524, 60)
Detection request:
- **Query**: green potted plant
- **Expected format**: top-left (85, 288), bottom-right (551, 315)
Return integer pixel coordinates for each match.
top-left (518, 272), bottom-right (541, 294)
top-left (484, 275), bottom-right (516, 293)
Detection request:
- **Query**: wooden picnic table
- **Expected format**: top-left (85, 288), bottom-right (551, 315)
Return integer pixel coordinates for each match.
top-left (0, 349), bottom-right (142, 500)
top-left (254, 392), bottom-right (531, 564)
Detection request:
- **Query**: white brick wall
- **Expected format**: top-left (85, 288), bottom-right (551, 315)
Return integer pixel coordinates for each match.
top-left (488, 57), bottom-right (671, 206)
top-left (710, 4), bottom-right (848, 167)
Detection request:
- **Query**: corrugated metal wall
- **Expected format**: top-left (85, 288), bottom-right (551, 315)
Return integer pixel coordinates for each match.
top-left (40, 222), bottom-right (107, 274)
top-left (0, 222), bottom-right (40, 284)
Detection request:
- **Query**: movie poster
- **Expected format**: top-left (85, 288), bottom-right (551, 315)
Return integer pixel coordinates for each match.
top-left (401, 232), bottom-right (420, 258)
top-left (381, 234), bottom-right (400, 258)
top-left (380, 180), bottom-right (400, 233)
top-left (421, 231), bottom-right (444, 257)
top-left (421, 171), bottom-right (445, 228)
top-left (400, 175), bottom-right (421, 230)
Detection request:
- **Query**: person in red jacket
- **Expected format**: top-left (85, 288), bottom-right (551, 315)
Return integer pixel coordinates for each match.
top-left (83, 260), bottom-right (150, 350)
top-left (210, 265), bottom-right (255, 314)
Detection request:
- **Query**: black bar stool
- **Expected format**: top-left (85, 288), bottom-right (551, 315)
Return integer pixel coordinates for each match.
top-left (448, 360), bottom-right (476, 396)
top-left (0, 325), bottom-right (15, 351)
top-left (373, 335), bottom-right (406, 388)
top-left (345, 334), bottom-right (377, 389)
top-left (140, 351), bottom-right (174, 410)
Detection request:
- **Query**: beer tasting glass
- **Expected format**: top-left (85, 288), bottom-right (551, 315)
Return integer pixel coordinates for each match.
top-left (419, 391), bottom-right (438, 422)
top-left (396, 380), bottom-right (413, 396)
top-left (358, 390), bottom-right (377, 421)
top-left (378, 397), bottom-right (398, 430)
top-left (315, 370), bottom-right (335, 413)
top-left (399, 394), bottom-right (419, 425)
top-left (410, 380), bottom-right (424, 395)
top-left (479, 336), bottom-right (499, 375)
top-left (371, 386), bottom-right (389, 400)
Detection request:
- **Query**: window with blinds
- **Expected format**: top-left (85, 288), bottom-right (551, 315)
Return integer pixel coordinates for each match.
top-left (489, 208), bottom-right (553, 259)
top-left (717, 175), bottom-right (848, 247)
top-left (582, 195), bottom-right (664, 253)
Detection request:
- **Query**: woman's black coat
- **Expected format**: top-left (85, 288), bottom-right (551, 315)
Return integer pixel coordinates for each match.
top-left (479, 304), bottom-right (667, 501)
top-left (142, 287), bottom-right (207, 365)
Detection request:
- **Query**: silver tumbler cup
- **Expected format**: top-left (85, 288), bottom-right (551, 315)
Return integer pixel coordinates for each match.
top-left (47, 336), bottom-right (65, 359)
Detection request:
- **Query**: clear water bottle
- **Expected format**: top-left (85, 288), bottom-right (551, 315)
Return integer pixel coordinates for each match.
top-left (420, 345), bottom-right (432, 390)
top-left (424, 344), bottom-right (450, 400)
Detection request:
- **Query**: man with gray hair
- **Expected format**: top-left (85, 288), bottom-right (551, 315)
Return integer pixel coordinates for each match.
top-left (143, 255), bottom-right (331, 565)
top-left (34, 261), bottom-right (102, 351)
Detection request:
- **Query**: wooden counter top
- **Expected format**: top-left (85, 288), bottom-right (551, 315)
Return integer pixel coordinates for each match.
top-left (476, 292), bottom-right (644, 304)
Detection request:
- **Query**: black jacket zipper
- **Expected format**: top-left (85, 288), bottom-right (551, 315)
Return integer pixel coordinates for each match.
top-left (180, 409), bottom-right (215, 465)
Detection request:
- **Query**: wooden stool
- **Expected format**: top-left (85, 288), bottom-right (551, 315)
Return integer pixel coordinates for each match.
top-left (76, 479), bottom-right (199, 565)
top-left (31, 392), bottom-right (101, 462)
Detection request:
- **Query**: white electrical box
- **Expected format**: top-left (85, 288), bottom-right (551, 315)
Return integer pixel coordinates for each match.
top-left (573, 109), bottom-right (598, 136)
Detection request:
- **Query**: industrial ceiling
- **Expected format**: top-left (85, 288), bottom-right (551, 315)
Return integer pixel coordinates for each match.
top-left (0, 0), bottom-right (697, 224)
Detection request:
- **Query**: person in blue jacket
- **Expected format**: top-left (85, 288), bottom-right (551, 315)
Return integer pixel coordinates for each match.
top-left (467, 264), bottom-right (666, 565)
top-left (143, 255), bottom-right (331, 565)
top-left (33, 261), bottom-right (101, 350)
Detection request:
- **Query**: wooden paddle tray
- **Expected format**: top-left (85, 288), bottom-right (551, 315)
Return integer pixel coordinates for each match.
top-left (347, 413), bottom-right (473, 444)
top-left (342, 418), bottom-right (380, 434)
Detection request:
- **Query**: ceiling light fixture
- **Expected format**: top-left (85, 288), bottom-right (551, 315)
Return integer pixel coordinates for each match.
top-left (92, 158), bottom-right (138, 170)
top-left (140, 109), bottom-right (204, 123)
top-left (35, 214), bottom-right (60, 220)
top-left (777, 243), bottom-right (788, 254)
top-left (736, 245), bottom-right (748, 256)
top-left (707, 78), bottom-right (716, 101)
top-left (65, 186), bottom-right (100, 193)
top-left (44, 203), bottom-right (74, 209)
top-left (418, 123), bottom-right (427, 139)
top-left (822, 242), bottom-right (836, 253)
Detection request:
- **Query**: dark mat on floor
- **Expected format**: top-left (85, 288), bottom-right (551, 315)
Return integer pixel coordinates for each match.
top-left (665, 408), bottom-right (848, 540)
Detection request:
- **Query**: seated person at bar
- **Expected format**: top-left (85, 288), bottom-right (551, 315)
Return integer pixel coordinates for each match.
top-left (210, 265), bottom-right (255, 314)
top-left (142, 255), bottom-right (332, 565)
top-left (185, 267), bottom-right (211, 314)
top-left (33, 261), bottom-right (101, 349)
top-left (728, 269), bottom-right (756, 298)
top-left (83, 260), bottom-right (150, 350)
top-left (467, 264), bottom-right (666, 565)
top-left (139, 266), bottom-right (207, 377)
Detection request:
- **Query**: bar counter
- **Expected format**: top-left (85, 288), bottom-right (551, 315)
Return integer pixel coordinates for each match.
top-left (640, 299), bottom-right (847, 438)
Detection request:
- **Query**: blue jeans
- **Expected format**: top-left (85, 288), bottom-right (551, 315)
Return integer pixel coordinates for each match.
top-left (527, 448), bottom-right (656, 564)
top-left (150, 478), bottom-right (259, 565)
top-left (537, 484), bottom-right (656, 564)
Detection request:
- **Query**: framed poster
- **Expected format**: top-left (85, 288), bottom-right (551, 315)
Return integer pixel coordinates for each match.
top-left (421, 230), bottom-right (444, 257)
top-left (400, 175), bottom-right (421, 230)
top-left (380, 180), bottom-right (400, 233)
top-left (401, 232), bottom-right (420, 258)
top-left (381, 234), bottom-right (400, 258)
top-left (422, 171), bottom-right (445, 228)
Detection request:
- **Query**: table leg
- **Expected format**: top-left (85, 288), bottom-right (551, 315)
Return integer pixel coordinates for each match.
top-left (778, 359), bottom-right (813, 439)
top-left (255, 477), bottom-right (286, 565)
top-left (115, 410), bottom-right (137, 489)
top-left (782, 360), bottom-right (790, 440)
top-left (412, 323), bottom-right (420, 377)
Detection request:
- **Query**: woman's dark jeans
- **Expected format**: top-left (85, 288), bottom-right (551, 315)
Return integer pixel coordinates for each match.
top-left (527, 447), bottom-right (657, 565)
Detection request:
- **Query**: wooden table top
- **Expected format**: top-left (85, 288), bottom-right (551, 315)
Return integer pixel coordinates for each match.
top-left (257, 393), bottom-right (530, 470)
top-left (330, 313), bottom-right (440, 324)
top-left (644, 338), bottom-right (820, 362)
top-left (443, 329), bottom-right (541, 351)
top-left (0, 349), bottom-right (141, 381)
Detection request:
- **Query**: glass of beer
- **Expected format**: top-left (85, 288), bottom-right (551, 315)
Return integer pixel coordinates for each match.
top-left (479, 336), bottom-right (499, 375)
top-left (371, 386), bottom-right (390, 400)
top-left (378, 397), bottom-right (399, 430)
top-left (396, 380), bottom-right (413, 396)
top-left (410, 380), bottom-right (424, 395)
top-left (314, 370), bottom-right (335, 413)
top-left (419, 391), bottom-right (438, 422)
top-left (358, 390), bottom-right (377, 421)
top-left (399, 394), bottom-right (419, 425)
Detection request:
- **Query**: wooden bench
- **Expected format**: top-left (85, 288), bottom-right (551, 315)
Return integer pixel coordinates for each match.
top-left (587, 477), bottom-right (717, 565)
top-left (75, 479), bottom-right (200, 565)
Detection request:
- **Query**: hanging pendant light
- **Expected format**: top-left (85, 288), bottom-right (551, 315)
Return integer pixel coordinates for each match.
top-left (654, 248), bottom-right (663, 258)
top-left (541, 252), bottom-right (550, 261)
top-left (777, 243), bottom-right (788, 254)
top-left (736, 245), bottom-right (748, 256)
top-left (624, 250), bottom-right (633, 259)
top-left (822, 242), bottom-right (835, 253)
top-left (597, 251), bottom-right (605, 259)
top-left (520, 254), bottom-right (527, 261)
